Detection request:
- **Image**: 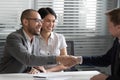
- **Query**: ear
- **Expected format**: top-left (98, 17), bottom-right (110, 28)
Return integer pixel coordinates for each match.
top-left (22, 18), bottom-right (28, 26)
top-left (116, 25), bottom-right (120, 34)
top-left (117, 25), bottom-right (120, 29)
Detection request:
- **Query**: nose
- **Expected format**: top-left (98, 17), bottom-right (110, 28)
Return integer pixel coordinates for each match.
top-left (49, 22), bottom-right (54, 27)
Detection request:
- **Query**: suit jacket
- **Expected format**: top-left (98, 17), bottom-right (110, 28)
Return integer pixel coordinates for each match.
top-left (0, 28), bottom-right (56, 73)
top-left (82, 38), bottom-right (120, 80)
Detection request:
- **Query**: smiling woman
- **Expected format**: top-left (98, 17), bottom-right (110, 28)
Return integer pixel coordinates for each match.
top-left (27, 7), bottom-right (68, 73)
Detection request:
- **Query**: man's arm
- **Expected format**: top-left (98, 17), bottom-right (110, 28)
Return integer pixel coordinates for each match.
top-left (6, 33), bottom-right (79, 67)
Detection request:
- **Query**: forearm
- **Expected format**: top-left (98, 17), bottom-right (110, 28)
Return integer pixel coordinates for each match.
top-left (46, 64), bottom-right (67, 72)
top-left (82, 56), bottom-right (110, 67)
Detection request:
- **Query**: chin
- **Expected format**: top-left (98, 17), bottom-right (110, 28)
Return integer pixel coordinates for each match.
top-left (48, 30), bottom-right (52, 32)
top-left (34, 32), bottom-right (40, 35)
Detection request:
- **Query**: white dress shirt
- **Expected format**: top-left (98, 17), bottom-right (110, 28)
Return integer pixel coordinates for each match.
top-left (38, 32), bottom-right (67, 68)
top-left (23, 30), bottom-right (34, 54)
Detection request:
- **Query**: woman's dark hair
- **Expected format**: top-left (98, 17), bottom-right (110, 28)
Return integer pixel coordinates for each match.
top-left (38, 7), bottom-right (57, 19)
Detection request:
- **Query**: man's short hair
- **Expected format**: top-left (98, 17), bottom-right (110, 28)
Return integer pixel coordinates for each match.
top-left (20, 9), bottom-right (37, 24)
top-left (106, 8), bottom-right (120, 26)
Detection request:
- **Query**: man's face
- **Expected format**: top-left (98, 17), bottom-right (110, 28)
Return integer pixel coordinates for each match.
top-left (24, 11), bottom-right (42, 36)
top-left (107, 16), bottom-right (119, 37)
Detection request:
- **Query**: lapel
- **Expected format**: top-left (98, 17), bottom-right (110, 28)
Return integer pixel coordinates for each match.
top-left (113, 38), bottom-right (120, 75)
top-left (17, 28), bottom-right (29, 51)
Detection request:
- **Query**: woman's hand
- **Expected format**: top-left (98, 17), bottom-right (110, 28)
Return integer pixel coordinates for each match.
top-left (34, 66), bottom-right (47, 73)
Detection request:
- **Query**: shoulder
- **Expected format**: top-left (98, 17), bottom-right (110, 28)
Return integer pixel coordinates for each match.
top-left (52, 32), bottom-right (65, 38)
top-left (7, 29), bottom-right (24, 40)
top-left (52, 32), bottom-right (66, 44)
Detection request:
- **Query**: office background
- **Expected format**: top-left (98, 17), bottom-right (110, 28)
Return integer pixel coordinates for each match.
top-left (0, 0), bottom-right (120, 74)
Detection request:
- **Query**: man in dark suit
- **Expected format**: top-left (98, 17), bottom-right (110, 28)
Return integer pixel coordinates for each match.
top-left (78, 8), bottom-right (120, 80)
top-left (0, 9), bottom-right (79, 73)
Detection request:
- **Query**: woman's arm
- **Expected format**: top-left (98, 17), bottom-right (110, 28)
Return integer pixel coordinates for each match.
top-left (46, 48), bottom-right (68, 72)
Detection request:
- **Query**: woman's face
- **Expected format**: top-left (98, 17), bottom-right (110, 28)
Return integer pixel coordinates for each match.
top-left (42, 14), bottom-right (56, 33)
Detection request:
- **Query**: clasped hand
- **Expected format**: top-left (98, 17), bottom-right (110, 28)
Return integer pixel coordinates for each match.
top-left (56, 55), bottom-right (80, 68)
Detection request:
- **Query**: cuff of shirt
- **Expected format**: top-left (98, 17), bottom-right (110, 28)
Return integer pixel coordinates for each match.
top-left (77, 56), bottom-right (83, 64)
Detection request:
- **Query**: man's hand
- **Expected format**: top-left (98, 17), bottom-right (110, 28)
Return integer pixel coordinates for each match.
top-left (56, 55), bottom-right (80, 68)
top-left (90, 73), bottom-right (108, 80)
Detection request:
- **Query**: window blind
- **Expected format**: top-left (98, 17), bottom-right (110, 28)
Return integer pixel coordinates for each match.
top-left (0, 0), bottom-right (32, 39)
top-left (35, 0), bottom-right (117, 39)
top-left (0, 0), bottom-right (118, 56)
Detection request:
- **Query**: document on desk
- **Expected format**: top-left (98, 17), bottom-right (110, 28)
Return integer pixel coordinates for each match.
top-left (33, 71), bottom-right (100, 80)
top-left (0, 73), bottom-right (46, 80)
top-left (0, 73), bottom-right (34, 80)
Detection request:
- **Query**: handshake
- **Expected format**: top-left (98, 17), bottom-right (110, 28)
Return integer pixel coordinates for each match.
top-left (56, 55), bottom-right (81, 68)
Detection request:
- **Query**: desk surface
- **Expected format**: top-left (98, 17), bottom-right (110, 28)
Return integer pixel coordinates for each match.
top-left (0, 71), bottom-right (100, 80)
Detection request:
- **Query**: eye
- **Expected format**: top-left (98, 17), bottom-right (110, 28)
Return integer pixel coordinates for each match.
top-left (35, 19), bottom-right (43, 22)
top-left (26, 18), bottom-right (42, 22)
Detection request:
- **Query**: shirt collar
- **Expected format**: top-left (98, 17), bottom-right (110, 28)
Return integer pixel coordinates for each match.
top-left (50, 32), bottom-right (54, 39)
top-left (23, 30), bottom-right (34, 42)
top-left (119, 39), bottom-right (120, 44)
top-left (39, 32), bottom-right (54, 39)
